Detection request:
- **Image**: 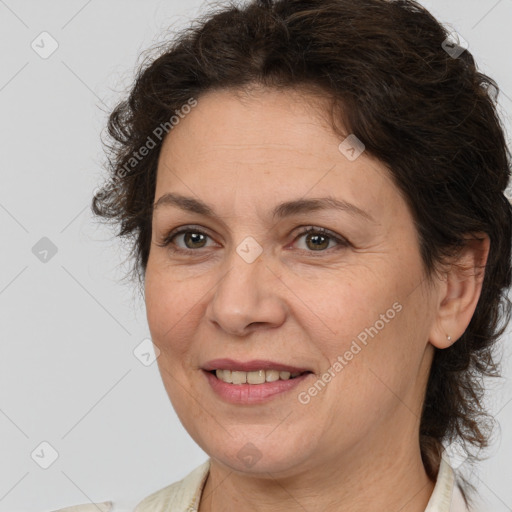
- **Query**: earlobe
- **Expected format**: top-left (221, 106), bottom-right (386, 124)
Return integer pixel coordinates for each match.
top-left (429, 233), bottom-right (490, 350)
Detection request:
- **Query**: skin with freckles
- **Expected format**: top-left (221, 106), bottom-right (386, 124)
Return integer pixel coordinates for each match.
top-left (143, 86), bottom-right (489, 512)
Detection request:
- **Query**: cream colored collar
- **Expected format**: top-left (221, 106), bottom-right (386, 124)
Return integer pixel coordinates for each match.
top-left (133, 455), bottom-right (471, 512)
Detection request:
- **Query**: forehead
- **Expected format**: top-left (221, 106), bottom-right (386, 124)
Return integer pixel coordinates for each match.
top-left (160, 86), bottom-right (339, 158)
top-left (154, 87), bottom-right (401, 223)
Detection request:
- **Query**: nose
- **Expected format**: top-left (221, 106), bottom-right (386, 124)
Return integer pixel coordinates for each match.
top-left (205, 245), bottom-right (287, 336)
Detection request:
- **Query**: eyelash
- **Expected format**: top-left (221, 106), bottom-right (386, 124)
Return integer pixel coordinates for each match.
top-left (156, 225), bottom-right (350, 256)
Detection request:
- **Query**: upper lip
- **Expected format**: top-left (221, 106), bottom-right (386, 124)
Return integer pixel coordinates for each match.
top-left (202, 358), bottom-right (312, 373)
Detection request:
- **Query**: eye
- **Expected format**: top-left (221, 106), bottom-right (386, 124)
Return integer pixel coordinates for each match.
top-left (292, 226), bottom-right (349, 254)
top-left (156, 225), bottom-right (350, 255)
top-left (156, 225), bottom-right (215, 254)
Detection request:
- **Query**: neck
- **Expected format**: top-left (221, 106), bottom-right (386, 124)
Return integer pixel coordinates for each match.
top-left (198, 440), bottom-right (436, 512)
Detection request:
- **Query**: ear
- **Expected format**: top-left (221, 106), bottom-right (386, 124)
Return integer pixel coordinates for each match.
top-left (429, 233), bottom-right (490, 349)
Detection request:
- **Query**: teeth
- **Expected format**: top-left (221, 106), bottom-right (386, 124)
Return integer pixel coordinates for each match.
top-left (215, 369), bottom-right (304, 384)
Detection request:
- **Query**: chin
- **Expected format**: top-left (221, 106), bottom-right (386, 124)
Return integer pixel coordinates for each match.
top-left (206, 440), bottom-right (311, 476)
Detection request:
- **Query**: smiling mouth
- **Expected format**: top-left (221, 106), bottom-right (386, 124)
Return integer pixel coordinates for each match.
top-left (208, 369), bottom-right (312, 385)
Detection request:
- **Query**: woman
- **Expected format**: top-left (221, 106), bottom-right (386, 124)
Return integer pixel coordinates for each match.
top-left (54, 0), bottom-right (511, 510)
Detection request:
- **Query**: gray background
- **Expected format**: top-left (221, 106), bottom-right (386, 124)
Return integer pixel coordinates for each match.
top-left (0, 1), bottom-right (511, 511)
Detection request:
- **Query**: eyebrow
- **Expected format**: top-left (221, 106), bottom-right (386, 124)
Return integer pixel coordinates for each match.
top-left (152, 193), bottom-right (375, 222)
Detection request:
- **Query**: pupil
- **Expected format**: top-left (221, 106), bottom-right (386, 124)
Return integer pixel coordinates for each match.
top-left (186, 232), bottom-right (205, 248)
top-left (308, 233), bottom-right (328, 250)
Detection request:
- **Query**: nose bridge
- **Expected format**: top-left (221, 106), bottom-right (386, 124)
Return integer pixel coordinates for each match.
top-left (206, 235), bottom-right (286, 334)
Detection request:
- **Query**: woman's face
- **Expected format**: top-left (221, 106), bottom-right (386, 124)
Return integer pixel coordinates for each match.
top-left (144, 86), bottom-right (439, 476)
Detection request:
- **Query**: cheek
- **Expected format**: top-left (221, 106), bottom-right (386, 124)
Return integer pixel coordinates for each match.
top-left (145, 273), bottom-right (204, 409)
top-left (144, 270), bottom-right (199, 358)
top-left (289, 267), bottom-right (403, 344)
top-left (293, 263), bottom-right (420, 394)
top-left (311, 286), bottom-right (429, 423)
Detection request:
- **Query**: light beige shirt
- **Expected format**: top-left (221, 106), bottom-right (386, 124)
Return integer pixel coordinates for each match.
top-left (49, 456), bottom-right (477, 512)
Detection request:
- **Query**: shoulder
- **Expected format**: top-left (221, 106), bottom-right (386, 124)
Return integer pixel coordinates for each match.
top-left (46, 460), bottom-right (210, 512)
top-left (134, 459), bottom-right (211, 512)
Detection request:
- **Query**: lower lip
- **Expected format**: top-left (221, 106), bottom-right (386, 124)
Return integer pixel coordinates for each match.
top-left (203, 370), bottom-right (311, 405)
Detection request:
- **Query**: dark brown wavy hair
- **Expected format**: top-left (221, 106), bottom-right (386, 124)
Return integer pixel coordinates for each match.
top-left (92, 0), bottom-right (512, 507)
